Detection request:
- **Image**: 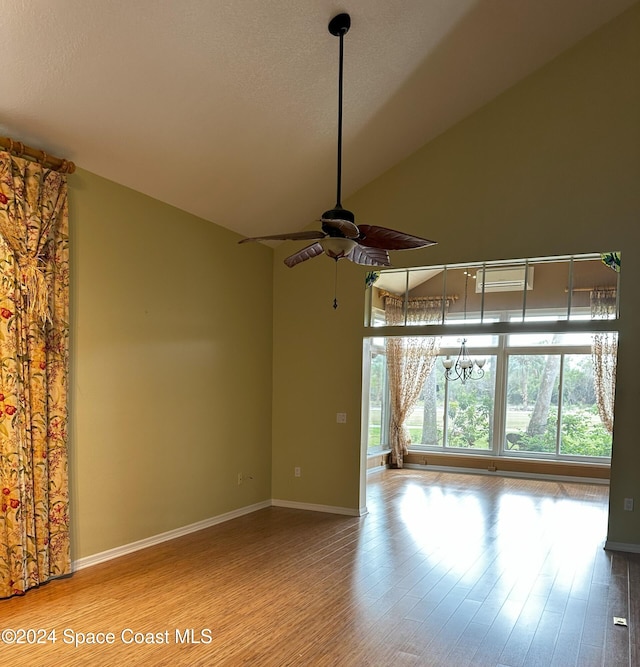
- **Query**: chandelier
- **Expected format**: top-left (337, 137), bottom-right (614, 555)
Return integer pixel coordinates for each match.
top-left (442, 270), bottom-right (486, 383)
top-left (442, 338), bottom-right (486, 384)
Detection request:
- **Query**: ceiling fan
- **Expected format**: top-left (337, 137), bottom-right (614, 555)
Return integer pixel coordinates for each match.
top-left (239, 12), bottom-right (436, 269)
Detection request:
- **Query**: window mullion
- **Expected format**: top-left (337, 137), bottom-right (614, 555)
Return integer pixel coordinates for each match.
top-left (443, 376), bottom-right (449, 449)
top-left (494, 334), bottom-right (508, 455)
top-left (556, 354), bottom-right (565, 456)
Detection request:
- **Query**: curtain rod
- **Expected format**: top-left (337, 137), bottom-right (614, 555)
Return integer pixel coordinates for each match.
top-left (0, 136), bottom-right (76, 174)
top-left (379, 290), bottom-right (459, 301)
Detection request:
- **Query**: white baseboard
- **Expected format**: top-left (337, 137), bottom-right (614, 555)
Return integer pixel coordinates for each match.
top-left (272, 498), bottom-right (366, 517)
top-left (73, 500), bottom-right (271, 571)
top-left (604, 540), bottom-right (640, 553)
top-left (73, 498), bottom-right (365, 571)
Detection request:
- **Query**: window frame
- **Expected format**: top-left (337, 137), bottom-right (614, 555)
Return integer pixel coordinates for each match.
top-left (363, 253), bottom-right (619, 465)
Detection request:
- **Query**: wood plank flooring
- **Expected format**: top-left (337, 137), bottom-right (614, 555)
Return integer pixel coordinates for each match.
top-left (1, 469), bottom-right (637, 666)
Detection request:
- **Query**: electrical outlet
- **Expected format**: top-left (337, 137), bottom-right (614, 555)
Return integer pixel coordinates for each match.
top-left (237, 472), bottom-right (243, 486)
top-left (336, 412), bottom-right (347, 423)
top-left (294, 466), bottom-right (301, 477)
top-left (623, 498), bottom-right (634, 511)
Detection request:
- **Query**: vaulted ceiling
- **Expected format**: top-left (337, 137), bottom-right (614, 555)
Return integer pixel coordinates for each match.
top-left (2, 0), bottom-right (635, 239)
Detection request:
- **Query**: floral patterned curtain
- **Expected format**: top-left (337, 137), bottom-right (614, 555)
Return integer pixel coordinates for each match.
top-left (383, 293), bottom-right (453, 468)
top-left (590, 288), bottom-right (617, 435)
top-left (0, 151), bottom-right (70, 598)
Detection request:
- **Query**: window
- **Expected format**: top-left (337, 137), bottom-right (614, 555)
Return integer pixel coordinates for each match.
top-left (363, 253), bottom-right (619, 463)
top-left (366, 337), bottom-right (388, 452)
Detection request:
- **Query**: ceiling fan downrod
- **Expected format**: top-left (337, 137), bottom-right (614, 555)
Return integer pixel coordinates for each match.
top-left (329, 13), bottom-right (350, 211)
top-left (323, 13), bottom-right (355, 229)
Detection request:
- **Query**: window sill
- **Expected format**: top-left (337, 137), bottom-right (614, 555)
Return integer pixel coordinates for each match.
top-left (368, 449), bottom-right (391, 459)
top-left (405, 450), bottom-right (610, 481)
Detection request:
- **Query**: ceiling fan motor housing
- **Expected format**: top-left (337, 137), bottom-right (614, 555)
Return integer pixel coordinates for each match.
top-left (321, 207), bottom-right (356, 235)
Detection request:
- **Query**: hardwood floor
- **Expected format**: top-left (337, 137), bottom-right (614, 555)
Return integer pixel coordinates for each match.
top-left (2, 469), bottom-right (638, 666)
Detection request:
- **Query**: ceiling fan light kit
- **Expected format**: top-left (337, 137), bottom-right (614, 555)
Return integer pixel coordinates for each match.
top-left (320, 237), bottom-right (357, 259)
top-left (239, 12), bottom-right (436, 304)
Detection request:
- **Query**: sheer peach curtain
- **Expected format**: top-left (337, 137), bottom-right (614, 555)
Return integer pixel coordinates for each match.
top-left (383, 293), bottom-right (452, 468)
top-left (590, 288), bottom-right (617, 435)
top-left (0, 151), bottom-right (70, 598)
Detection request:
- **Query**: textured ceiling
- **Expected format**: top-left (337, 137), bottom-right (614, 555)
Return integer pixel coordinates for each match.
top-left (1, 0), bottom-right (635, 239)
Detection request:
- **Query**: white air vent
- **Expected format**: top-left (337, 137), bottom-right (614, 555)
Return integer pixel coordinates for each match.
top-left (475, 266), bottom-right (534, 293)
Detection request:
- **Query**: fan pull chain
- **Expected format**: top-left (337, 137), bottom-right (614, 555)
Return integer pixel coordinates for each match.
top-left (333, 259), bottom-right (339, 309)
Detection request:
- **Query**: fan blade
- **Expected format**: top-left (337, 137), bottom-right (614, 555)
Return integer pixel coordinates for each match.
top-left (284, 242), bottom-right (324, 268)
top-left (356, 225), bottom-right (437, 250)
top-left (346, 244), bottom-right (391, 267)
top-left (320, 217), bottom-right (360, 239)
top-left (239, 230), bottom-right (326, 244)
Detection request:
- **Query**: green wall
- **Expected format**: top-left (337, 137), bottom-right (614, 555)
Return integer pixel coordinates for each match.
top-left (272, 257), bottom-right (367, 511)
top-left (272, 4), bottom-right (640, 544)
top-left (69, 170), bottom-right (273, 559)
